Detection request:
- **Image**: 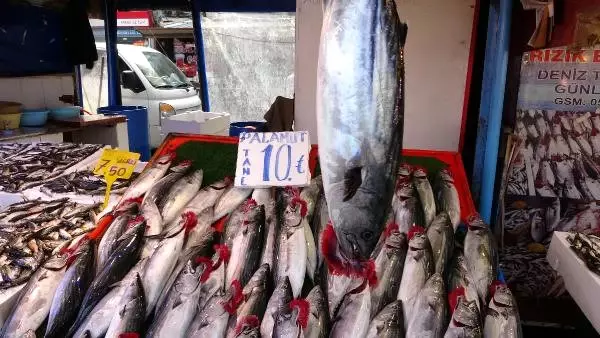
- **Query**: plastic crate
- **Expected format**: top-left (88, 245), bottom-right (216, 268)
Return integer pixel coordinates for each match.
top-left (151, 133), bottom-right (476, 222)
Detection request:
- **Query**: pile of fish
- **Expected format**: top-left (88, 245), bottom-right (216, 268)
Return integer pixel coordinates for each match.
top-left (0, 152), bottom-right (521, 337)
top-left (567, 232), bottom-right (600, 277)
top-left (0, 144), bottom-right (30, 160)
top-left (0, 143), bottom-right (104, 192)
top-left (40, 170), bottom-right (140, 196)
top-left (0, 198), bottom-right (101, 329)
top-left (509, 109), bottom-right (600, 201)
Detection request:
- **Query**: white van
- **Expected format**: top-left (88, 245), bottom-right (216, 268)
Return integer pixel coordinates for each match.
top-left (81, 43), bottom-right (203, 148)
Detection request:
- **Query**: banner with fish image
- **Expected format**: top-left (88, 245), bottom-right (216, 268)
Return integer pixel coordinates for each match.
top-left (503, 47), bottom-right (600, 299)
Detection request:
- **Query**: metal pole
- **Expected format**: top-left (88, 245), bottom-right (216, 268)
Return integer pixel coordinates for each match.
top-left (73, 65), bottom-right (83, 107)
top-left (191, 0), bottom-right (211, 112)
top-left (103, 0), bottom-right (122, 106)
top-left (472, 0), bottom-right (512, 224)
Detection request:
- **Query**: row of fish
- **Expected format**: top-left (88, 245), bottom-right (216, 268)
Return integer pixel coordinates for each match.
top-left (40, 170), bottom-right (140, 196)
top-left (0, 143), bottom-right (103, 193)
top-left (510, 109), bottom-right (600, 200)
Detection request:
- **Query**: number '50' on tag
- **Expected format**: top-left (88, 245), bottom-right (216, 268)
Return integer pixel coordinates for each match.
top-left (234, 131), bottom-right (311, 187)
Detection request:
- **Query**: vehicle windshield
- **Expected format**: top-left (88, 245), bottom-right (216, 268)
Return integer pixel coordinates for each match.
top-left (131, 51), bottom-right (191, 88)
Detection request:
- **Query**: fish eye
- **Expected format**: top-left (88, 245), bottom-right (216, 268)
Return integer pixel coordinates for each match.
top-left (361, 230), bottom-right (374, 241)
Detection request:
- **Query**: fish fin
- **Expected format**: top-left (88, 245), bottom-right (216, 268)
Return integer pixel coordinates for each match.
top-left (343, 167), bottom-right (362, 201)
top-left (289, 299), bottom-right (310, 329)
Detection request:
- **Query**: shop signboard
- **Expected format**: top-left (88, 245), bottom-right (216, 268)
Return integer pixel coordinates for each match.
top-left (234, 131), bottom-right (311, 187)
top-left (502, 48), bottom-right (600, 300)
top-left (116, 11), bottom-right (152, 27)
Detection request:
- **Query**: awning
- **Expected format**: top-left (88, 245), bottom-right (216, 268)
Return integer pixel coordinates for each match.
top-left (135, 27), bottom-right (194, 39)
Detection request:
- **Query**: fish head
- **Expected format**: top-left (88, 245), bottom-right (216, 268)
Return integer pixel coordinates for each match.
top-left (385, 229), bottom-right (407, 251)
top-left (284, 197), bottom-right (308, 226)
top-left (491, 283), bottom-right (515, 308)
top-left (43, 252), bottom-right (68, 270)
top-left (466, 213), bottom-right (488, 231)
top-left (234, 315), bottom-right (261, 338)
top-left (413, 166), bottom-right (428, 179)
top-left (156, 152), bottom-right (176, 165)
top-left (407, 228), bottom-right (428, 249)
top-left (452, 297), bottom-right (480, 328)
top-left (438, 168), bottom-right (455, 184)
top-left (395, 179), bottom-right (414, 198)
top-left (398, 163), bottom-right (413, 178)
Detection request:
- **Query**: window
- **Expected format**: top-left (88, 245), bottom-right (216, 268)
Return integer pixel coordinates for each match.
top-left (129, 51), bottom-right (191, 88)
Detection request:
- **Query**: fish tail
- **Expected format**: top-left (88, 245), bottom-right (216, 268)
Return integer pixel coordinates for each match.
top-left (86, 213), bottom-right (114, 240)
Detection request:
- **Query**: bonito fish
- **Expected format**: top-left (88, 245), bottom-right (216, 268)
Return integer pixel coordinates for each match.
top-left (317, 0), bottom-right (407, 262)
top-left (104, 273), bottom-right (146, 338)
top-left (118, 153), bottom-right (174, 204)
top-left (484, 284), bottom-right (522, 338)
top-left (261, 277), bottom-right (293, 337)
top-left (226, 205), bottom-right (265, 288)
top-left (159, 169), bottom-right (203, 224)
top-left (405, 273), bottom-right (448, 338)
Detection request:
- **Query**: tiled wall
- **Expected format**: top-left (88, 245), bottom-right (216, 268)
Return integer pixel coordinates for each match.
top-left (0, 74), bottom-right (74, 109)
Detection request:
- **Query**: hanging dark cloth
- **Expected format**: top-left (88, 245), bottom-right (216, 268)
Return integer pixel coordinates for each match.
top-left (61, 0), bottom-right (98, 69)
top-left (264, 95), bottom-right (294, 132)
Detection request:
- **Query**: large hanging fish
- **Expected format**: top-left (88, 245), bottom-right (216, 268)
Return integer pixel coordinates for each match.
top-left (316, 0), bottom-right (407, 267)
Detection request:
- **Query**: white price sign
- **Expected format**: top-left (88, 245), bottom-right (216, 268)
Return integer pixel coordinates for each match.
top-left (235, 131), bottom-right (311, 187)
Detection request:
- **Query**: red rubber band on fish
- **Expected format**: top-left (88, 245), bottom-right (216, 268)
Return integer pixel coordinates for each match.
top-left (284, 186), bottom-right (300, 198)
top-left (212, 215), bottom-right (228, 233)
top-left (412, 165), bottom-right (428, 175)
top-left (195, 256), bottom-right (214, 282)
top-left (242, 199), bottom-right (258, 213)
top-left (448, 287), bottom-right (466, 316)
top-left (181, 211), bottom-right (199, 234)
top-left (290, 197), bottom-right (308, 217)
top-left (384, 223), bottom-right (399, 238)
top-left (118, 333), bottom-right (140, 338)
top-left (234, 315), bottom-right (260, 335)
top-left (213, 244), bottom-right (231, 266)
top-left (321, 223), bottom-right (378, 286)
top-left (85, 213), bottom-right (115, 240)
top-left (289, 299), bottom-right (310, 329)
top-left (407, 225), bottom-right (426, 241)
top-left (223, 279), bottom-right (244, 314)
top-left (488, 280), bottom-right (505, 299)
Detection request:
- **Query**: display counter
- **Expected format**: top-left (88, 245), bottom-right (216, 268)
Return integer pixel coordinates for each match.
top-left (547, 232), bottom-right (600, 333)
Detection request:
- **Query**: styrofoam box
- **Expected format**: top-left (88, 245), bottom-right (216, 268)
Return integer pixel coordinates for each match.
top-left (162, 110), bottom-right (230, 137)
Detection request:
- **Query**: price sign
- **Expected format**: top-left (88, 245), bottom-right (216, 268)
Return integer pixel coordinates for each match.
top-left (235, 131), bottom-right (311, 187)
top-left (93, 149), bottom-right (140, 209)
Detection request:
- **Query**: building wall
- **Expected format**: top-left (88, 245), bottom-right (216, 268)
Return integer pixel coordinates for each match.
top-left (295, 0), bottom-right (476, 151)
top-left (0, 74), bottom-right (74, 109)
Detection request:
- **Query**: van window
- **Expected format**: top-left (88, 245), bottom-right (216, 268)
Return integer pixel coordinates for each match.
top-left (129, 51), bottom-right (190, 88)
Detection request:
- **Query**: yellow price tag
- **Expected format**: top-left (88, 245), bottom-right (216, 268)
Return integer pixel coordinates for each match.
top-left (94, 149), bottom-right (140, 209)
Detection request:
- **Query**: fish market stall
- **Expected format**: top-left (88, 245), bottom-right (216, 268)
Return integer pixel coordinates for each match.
top-left (547, 231), bottom-right (600, 332)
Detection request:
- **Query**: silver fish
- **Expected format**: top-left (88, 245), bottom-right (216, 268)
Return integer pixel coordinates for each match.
top-left (370, 227), bottom-right (407, 319)
top-left (406, 273), bottom-right (448, 338)
top-left (330, 282), bottom-right (371, 338)
top-left (464, 216), bottom-right (497, 303)
top-left (397, 231), bottom-right (433, 325)
top-left (224, 199), bottom-right (257, 249)
top-left (435, 169), bottom-right (461, 231)
top-left (186, 285), bottom-right (235, 338)
top-left (414, 167), bottom-right (436, 226)
top-left (180, 207), bottom-right (215, 262)
top-left (393, 180), bottom-right (423, 234)
top-left (0, 284), bottom-right (25, 328)
top-left (448, 251), bottom-right (482, 313)
top-left (366, 300), bottom-right (404, 338)
top-left (70, 258), bottom-right (147, 338)
top-left (104, 274), bottom-right (146, 338)
top-left (1, 253), bottom-right (68, 338)
top-left (317, 0), bottom-right (407, 261)
top-left (312, 194), bottom-right (329, 280)
top-left (142, 212), bottom-right (193, 317)
top-left (260, 197), bottom-right (278, 284)
top-left (305, 286), bottom-right (330, 338)
top-left (275, 198), bottom-right (307, 298)
top-left (427, 212), bottom-right (454, 275)
top-left (444, 295), bottom-right (482, 338)
top-left (185, 178), bottom-right (231, 214)
top-left (142, 160), bottom-right (192, 207)
top-left (146, 258), bottom-right (210, 338)
top-left (230, 315), bottom-right (261, 338)
top-left (96, 214), bottom-right (131, 275)
top-left (214, 186), bottom-right (254, 221)
top-left (261, 277), bottom-right (293, 337)
top-left (118, 153), bottom-right (173, 204)
top-left (300, 176), bottom-right (323, 222)
top-left (159, 169), bottom-right (204, 224)
top-left (226, 205), bottom-right (265, 288)
top-left (273, 299), bottom-right (309, 338)
top-left (45, 240), bottom-right (95, 338)
top-left (227, 264), bottom-right (270, 338)
top-left (484, 285), bottom-right (522, 338)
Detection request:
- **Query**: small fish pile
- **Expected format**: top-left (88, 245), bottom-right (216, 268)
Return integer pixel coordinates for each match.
top-left (40, 170), bottom-right (140, 195)
top-left (0, 143), bottom-right (104, 192)
top-left (0, 144), bottom-right (30, 160)
top-left (0, 198), bottom-right (100, 290)
top-left (567, 232), bottom-right (600, 277)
